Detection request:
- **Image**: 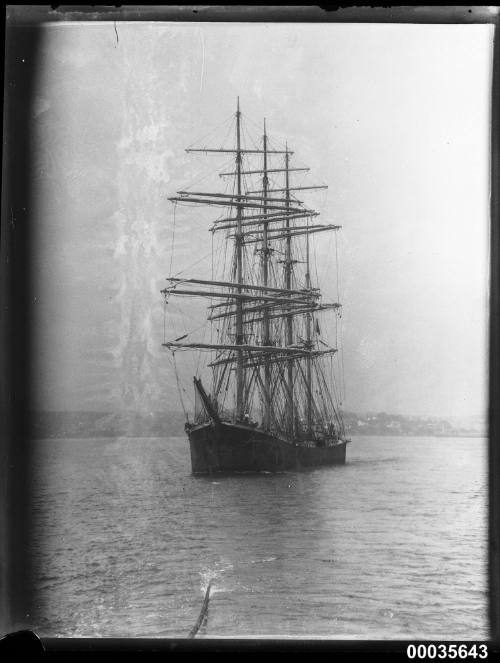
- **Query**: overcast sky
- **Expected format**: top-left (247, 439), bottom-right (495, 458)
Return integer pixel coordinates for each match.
top-left (30, 21), bottom-right (492, 418)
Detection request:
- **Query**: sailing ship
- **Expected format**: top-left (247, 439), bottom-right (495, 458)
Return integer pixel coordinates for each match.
top-left (162, 100), bottom-right (349, 474)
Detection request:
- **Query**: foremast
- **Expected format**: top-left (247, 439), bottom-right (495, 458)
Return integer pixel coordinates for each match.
top-left (262, 118), bottom-right (271, 429)
top-left (162, 101), bottom-right (345, 441)
top-left (235, 97), bottom-right (244, 420)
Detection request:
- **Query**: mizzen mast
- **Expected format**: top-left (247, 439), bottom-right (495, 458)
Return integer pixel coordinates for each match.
top-left (305, 220), bottom-right (313, 433)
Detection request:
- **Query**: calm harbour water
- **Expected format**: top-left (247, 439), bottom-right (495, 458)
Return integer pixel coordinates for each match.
top-left (30, 435), bottom-right (487, 639)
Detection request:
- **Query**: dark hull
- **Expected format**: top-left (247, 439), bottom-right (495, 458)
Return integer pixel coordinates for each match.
top-left (187, 421), bottom-right (347, 474)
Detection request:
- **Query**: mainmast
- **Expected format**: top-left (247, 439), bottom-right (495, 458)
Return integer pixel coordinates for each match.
top-left (235, 97), bottom-right (244, 419)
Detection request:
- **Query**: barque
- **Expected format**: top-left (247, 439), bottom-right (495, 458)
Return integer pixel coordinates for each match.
top-left (162, 100), bottom-right (349, 474)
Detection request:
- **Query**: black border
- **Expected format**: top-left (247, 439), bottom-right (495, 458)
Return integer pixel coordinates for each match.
top-left (5, 5), bottom-right (500, 25)
top-left (1, 4), bottom-right (498, 656)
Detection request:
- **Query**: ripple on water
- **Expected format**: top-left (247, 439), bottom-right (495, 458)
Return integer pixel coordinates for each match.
top-left (30, 435), bottom-right (488, 639)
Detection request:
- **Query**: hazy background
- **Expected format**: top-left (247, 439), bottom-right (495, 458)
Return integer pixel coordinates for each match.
top-left (31, 21), bottom-right (492, 420)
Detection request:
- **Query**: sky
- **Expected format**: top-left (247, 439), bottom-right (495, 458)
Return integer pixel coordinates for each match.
top-left (30, 21), bottom-right (492, 418)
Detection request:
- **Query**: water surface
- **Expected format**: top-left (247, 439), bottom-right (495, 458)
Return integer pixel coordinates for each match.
top-left (30, 435), bottom-right (487, 639)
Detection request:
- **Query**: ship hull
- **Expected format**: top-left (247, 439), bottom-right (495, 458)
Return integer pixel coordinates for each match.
top-left (186, 421), bottom-right (347, 474)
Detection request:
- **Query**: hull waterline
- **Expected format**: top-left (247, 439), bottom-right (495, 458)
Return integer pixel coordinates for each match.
top-left (187, 421), bottom-right (347, 474)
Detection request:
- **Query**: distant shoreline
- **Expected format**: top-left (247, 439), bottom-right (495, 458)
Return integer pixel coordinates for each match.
top-left (27, 410), bottom-right (487, 441)
top-left (29, 432), bottom-right (487, 441)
